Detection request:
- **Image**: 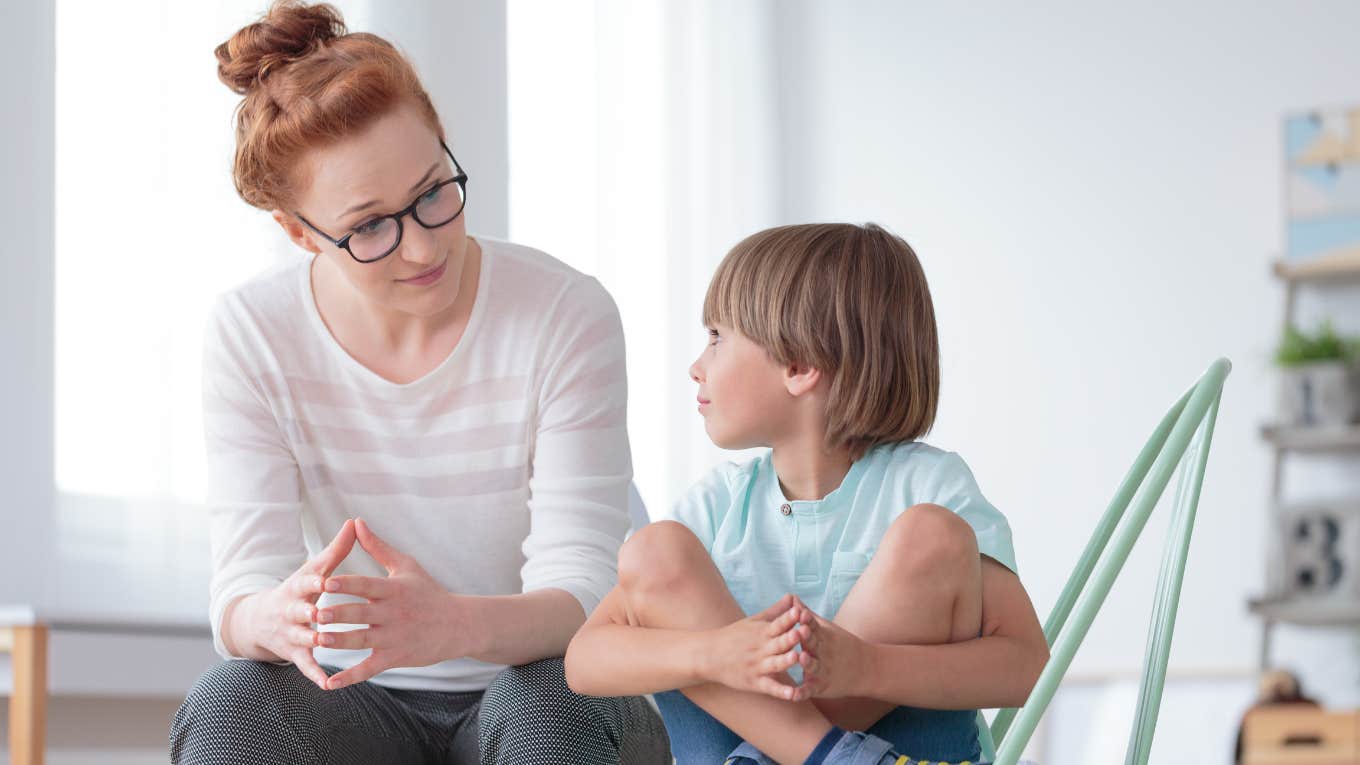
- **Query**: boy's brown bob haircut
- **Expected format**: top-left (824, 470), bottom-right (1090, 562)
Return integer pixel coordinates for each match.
top-left (702, 223), bottom-right (939, 458)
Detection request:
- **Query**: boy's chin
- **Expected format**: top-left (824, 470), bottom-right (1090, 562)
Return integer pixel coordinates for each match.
top-left (706, 424), bottom-right (759, 452)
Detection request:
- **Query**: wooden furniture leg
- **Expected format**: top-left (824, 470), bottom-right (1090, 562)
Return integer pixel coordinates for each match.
top-left (2, 624), bottom-right (47, 765)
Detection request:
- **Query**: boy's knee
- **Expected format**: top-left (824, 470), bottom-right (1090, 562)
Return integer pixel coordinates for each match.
top-left (618, 520), bottom-right (706, 593)
top-left (882, 503), bottom-right (979, 576)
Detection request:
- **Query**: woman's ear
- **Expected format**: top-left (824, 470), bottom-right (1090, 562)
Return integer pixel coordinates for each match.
top-left (783, 362), bottom-right (823, 398)
top-left (272, 210), bottom-right (323, 254)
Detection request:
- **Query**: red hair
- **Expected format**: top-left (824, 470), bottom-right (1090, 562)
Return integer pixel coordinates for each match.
top-left (215, 1), bottom-right (445, 210)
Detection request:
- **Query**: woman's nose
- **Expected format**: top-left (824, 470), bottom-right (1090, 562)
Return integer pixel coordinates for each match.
top-left (397, 218), bottom-right (440, 265)
top-left (689, 357), bottom-right (703, 383)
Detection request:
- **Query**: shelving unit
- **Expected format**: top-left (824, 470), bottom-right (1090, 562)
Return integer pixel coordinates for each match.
top-left (1250, 255), bottom-right (1360, 669)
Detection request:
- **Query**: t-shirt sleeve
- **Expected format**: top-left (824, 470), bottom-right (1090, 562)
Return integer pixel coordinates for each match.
top-left (520, 276), bottom-right (633, 618)
top-left (201, 296), bottom-right (307, 661)
top-left (664, 464), bottom-right (736, 553)
top-left (924, 451), bottom-right (1017, 574)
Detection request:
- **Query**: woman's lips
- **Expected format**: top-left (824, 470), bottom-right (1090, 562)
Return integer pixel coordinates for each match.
top-left (697, 396), bottom-right (710, 411)
top-left (399, 260), bottom-right (447, 286)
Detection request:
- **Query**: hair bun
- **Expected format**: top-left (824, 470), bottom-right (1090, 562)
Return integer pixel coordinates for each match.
top-left (216, 1), bottom-right (346, 95)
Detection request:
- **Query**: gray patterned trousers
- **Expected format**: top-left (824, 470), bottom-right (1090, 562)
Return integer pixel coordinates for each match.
top-left (170, 658), bottom-right (670, 764)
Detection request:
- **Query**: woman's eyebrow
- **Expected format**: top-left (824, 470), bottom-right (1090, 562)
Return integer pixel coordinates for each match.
top-left (338, 161), bottom-right (442, 219)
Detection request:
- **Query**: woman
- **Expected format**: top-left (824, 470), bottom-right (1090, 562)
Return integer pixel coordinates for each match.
top-left (169, 2), bottom-right (669, 763)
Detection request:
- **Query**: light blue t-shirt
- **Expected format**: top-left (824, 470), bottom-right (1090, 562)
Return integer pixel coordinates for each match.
top-left (668, 441), bottom-right (1016, 620)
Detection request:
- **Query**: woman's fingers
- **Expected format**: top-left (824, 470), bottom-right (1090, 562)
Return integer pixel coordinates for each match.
top-left (324, 654), bottom-right (387, 691)
top-left (317, 627), bottom-right (376, 650)
top-left (286, 623), bottom-right (319, 648)
top-left (287, 600), bottom-right (318, 624)
top-left (323, 575), bottom-right (390, 599)
top-left (354, 518), bottom-right (410, 574)
top-left (316, 602), bottom-right (377, 626)
top-left (305, 519), bottom-right (357, 578)
top-left (292, 650), bottom-right (332, 690)
top-left (290, 573), bottom-right (326, 600)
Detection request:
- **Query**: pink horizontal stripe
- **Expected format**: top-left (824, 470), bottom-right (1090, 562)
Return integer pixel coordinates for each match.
top-left (284, 420), bottom-right (527, 458)
top-left (299, 464), bottom-right (527, 499)
top-left (251, 374), bottom-right (530, 417)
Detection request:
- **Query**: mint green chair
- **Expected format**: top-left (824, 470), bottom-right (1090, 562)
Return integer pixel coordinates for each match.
top-left (975, 358), bottom-right (1230, 765)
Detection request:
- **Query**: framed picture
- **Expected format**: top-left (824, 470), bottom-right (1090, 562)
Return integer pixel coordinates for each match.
top-left (1285, 106), bottom-right (1360, 269)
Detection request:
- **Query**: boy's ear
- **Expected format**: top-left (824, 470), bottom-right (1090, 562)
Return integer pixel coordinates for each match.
top-left (783, 362), bottom-right (823, 398)
top-left (272, 209), bottom-right (324, 255)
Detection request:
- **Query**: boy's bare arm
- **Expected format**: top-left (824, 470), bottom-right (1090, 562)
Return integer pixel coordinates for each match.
top-left (565, 586), bottom-right (809, 699)
top-left (802, 558), bottom-right (1049, 710)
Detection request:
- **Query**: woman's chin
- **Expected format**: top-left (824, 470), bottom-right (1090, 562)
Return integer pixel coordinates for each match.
top-left (389, 275), bottom-right (461, 316)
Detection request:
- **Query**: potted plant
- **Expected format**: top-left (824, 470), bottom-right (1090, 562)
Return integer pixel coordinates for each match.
top-left (1275, 320), bottom-right (1360, 427)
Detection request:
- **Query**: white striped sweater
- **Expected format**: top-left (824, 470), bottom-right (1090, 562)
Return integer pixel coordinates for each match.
top-left (202, 237), bottom-right (631, 691)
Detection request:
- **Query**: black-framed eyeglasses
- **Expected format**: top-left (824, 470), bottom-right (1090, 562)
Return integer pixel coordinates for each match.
top-left (296, 140), bottom-right (468, 264)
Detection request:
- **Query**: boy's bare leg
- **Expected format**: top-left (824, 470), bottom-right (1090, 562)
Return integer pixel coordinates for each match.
top-left (813, 503), bottom-right (984, 731)
top-left (618, 521), bottom-right (834, 765)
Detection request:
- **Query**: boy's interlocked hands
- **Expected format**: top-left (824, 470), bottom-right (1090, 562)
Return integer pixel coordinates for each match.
top-left (788, 595), bottom-right (872, 701)
top-left (700, 593), bottom-right (814, 701)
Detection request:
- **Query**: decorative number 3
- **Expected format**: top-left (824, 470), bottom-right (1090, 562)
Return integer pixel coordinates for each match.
top-left (1293, 515), bottom-right (1344, 592)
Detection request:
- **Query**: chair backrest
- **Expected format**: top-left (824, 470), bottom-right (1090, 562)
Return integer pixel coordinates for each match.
top-left (977, 358), bottom-right (1231, 765)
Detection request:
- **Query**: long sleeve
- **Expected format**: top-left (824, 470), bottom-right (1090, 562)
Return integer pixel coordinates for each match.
top-left (519, 276), bottom-right (632, 617)
top-left (201, 295), bottom-right (306, 659)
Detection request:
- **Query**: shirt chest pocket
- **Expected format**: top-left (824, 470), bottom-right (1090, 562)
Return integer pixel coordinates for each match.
top-left (826, 550), bottom-right (873, 615)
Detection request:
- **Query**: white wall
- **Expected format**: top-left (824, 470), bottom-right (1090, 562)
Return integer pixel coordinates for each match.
top-left (366, 0), bottom-right (510, 239)
top-left (0, 0), bottom-right (55, 609)
top-left (772, 0), bottom-right (1360, 759)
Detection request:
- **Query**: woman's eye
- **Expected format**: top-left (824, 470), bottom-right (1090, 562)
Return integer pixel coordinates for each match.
top-left (421, 185), bottom-right (442, 203)
top-left (353, 218), bottom-right (383, 236)
top-left (707, 330), bottom-right (720, 346)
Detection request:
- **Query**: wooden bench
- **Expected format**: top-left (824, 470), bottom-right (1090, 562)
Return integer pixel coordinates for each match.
top-left (1, 606), bottom-right (216, 765)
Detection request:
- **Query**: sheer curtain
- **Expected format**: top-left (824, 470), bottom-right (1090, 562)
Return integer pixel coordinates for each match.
top-left (507, 0), bottom-right (783, 514)
top-left (50, 0), bottom-right (506, 621)
top-left (54, 0), bottom-right (301, 619)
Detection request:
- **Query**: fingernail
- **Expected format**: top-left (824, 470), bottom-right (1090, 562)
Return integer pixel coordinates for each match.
top-left (320, 633), bottom-right (335, 647)
top-left (313, 577), bottom-right (323, 590)
top-left (326, 579), bottom-right (340, 592)
top-left (317, 610), bottom-right (332, 624)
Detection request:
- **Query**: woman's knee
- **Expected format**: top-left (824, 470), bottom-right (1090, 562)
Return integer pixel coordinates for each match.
top-left (617, 520), bottom-right (708, 594)
top-left (880, 503), bottom-right (980, 578)
top-left (170, 660), bottom-right (318, 763)
top-left (480, 658), bottom-right (668, 764)
top-left (480, 659), bottom-right (607, 745)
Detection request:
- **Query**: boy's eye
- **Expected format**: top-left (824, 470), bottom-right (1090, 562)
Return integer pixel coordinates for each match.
top-left (707, 329), bottom-right (720, 346)
top-left (420, 185), bottom-right (442, 204)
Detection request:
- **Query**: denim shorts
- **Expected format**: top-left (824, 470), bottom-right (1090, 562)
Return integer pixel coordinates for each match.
top-left (653, 689), bottom-right (982, 764)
